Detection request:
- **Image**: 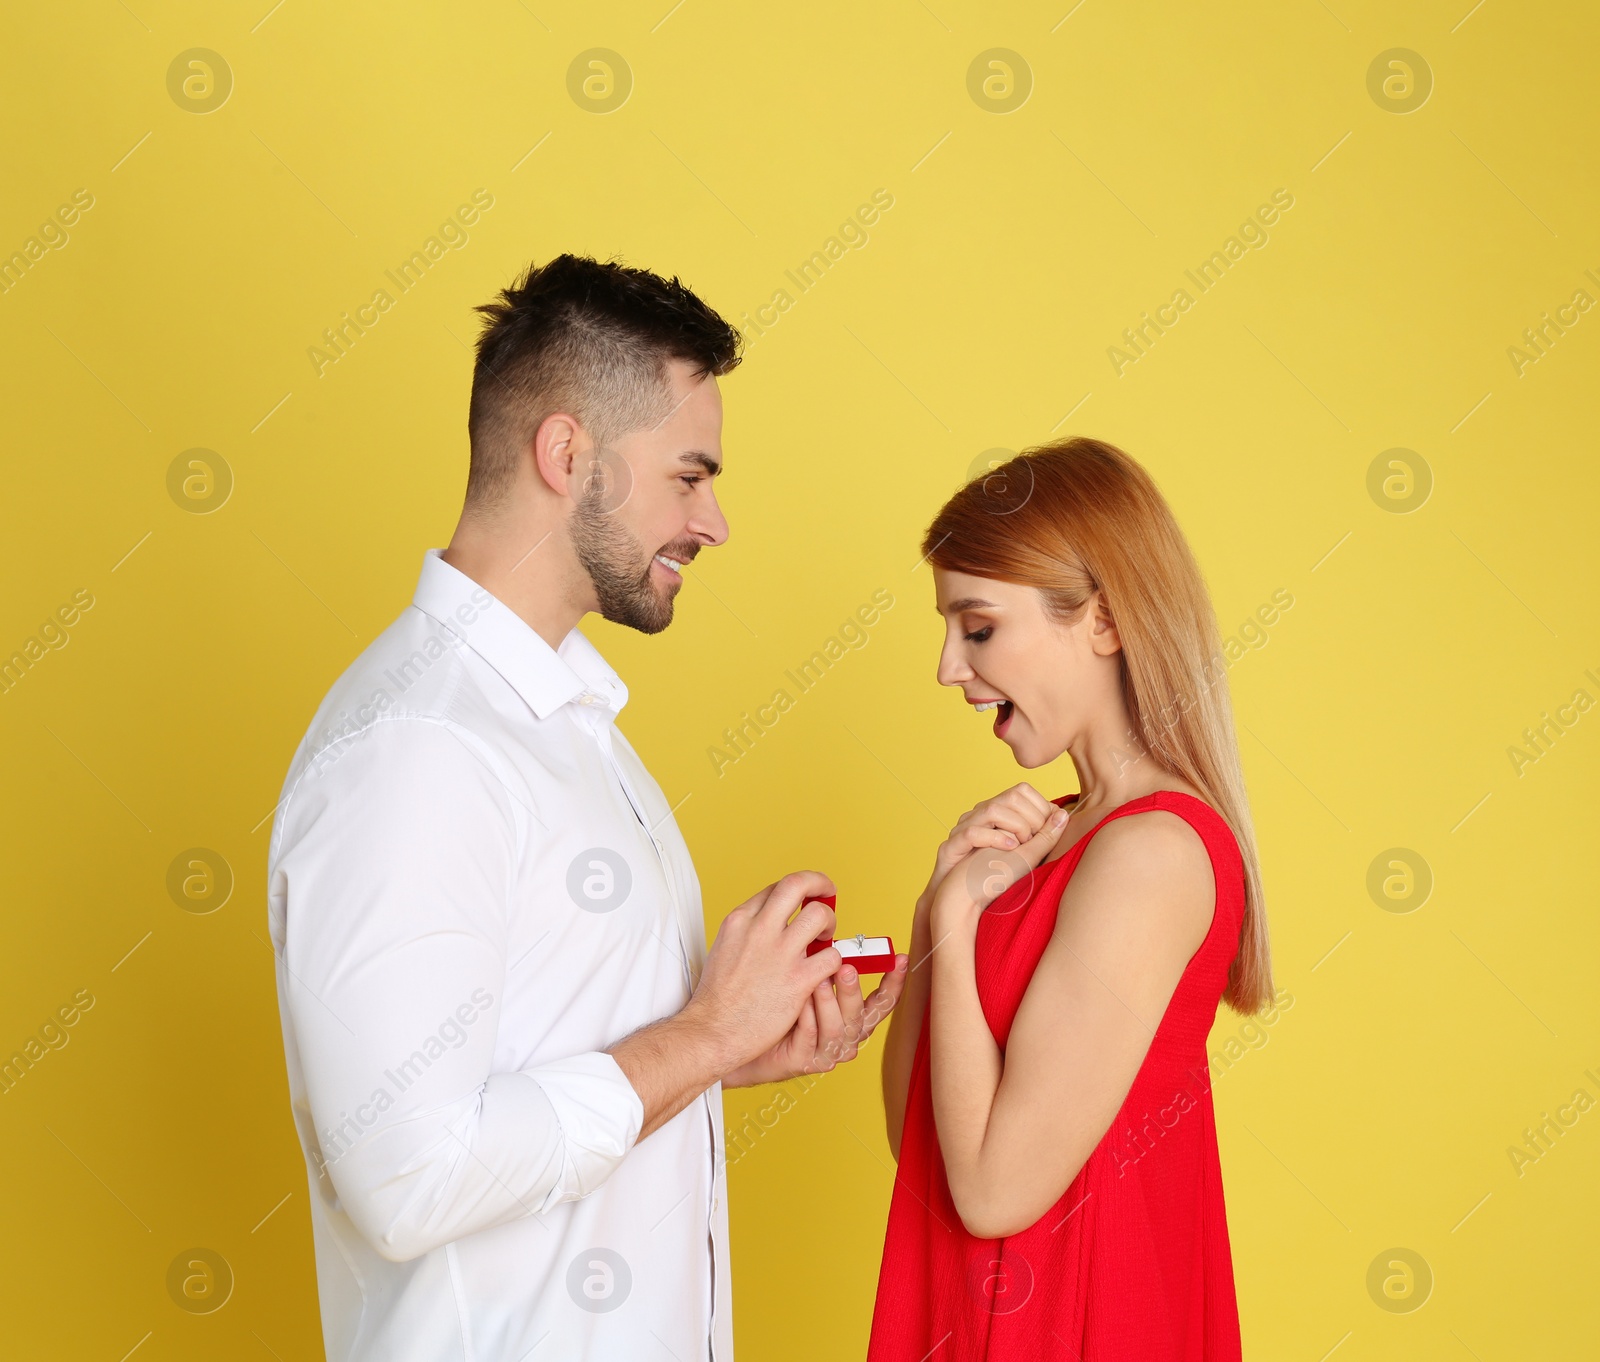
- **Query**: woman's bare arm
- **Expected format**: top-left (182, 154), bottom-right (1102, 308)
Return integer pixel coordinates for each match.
top-left (929, 810), bottom-right (1215, 1238)
top-left (881, 888), bottom-right (934, 1159)
top-left (881, 783), bottom-right (1061, 1159)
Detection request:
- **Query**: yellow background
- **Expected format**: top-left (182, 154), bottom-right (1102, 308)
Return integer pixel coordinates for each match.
top-left (3, 0), bottom-right (1596, 1357)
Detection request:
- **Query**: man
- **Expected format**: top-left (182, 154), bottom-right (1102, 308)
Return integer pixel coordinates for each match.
top-left (267, 254), bottom-right (908, 1361)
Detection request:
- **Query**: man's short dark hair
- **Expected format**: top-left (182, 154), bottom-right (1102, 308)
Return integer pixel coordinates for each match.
top-left (465, 254), bottom-right (742, 510)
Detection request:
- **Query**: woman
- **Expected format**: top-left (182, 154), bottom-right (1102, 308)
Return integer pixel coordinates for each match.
top-left (869, 437), bottom-right (1274, 1361)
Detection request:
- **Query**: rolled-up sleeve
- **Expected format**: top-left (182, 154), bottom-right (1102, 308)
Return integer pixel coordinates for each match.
top-left (273, 716), bottom-right (644, 1263)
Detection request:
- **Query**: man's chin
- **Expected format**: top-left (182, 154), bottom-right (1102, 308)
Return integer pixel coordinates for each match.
top-left (601, 585), bottom-right (676, 636)
top-left (624, 608), bottom-right (674, 637)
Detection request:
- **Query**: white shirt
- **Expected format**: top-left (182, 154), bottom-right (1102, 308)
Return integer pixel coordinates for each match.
top-left (267, 549), bottom-right (732, 1362)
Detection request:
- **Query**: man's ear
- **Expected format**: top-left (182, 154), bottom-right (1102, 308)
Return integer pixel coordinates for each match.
top-left (532, 412), bottom-right (582, 498)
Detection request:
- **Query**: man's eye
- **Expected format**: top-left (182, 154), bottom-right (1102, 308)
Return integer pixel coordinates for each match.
top-left (964, 627), bottom-right (992, 643)
top-left (680, 475), bottom-right (702, 488)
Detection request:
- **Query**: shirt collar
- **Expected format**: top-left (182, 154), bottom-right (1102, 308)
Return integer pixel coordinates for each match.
top-left (411, 549), bottom-right (629, 721)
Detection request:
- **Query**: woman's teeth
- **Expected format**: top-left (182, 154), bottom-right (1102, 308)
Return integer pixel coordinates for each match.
top-left (653, 555), bottom-right (682, 575)
top-left (979, 700), bottom-right (1016, 730)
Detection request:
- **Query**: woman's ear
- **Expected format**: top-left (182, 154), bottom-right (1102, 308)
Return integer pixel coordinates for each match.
top-left (1088, 591), bottom-right (1122, 656)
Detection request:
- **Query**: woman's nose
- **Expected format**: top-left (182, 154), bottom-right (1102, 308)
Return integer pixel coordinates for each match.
top-left (936, 642), bottom-right (970, 687)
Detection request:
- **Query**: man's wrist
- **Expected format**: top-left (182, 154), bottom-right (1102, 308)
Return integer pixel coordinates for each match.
top-left (604, 998), bottom-right (750, 1141)
top-left (605, 1000), bottom-right (741, 1122)
top-left (722, 1052), bottom-right (780, 1089)
top-left (674, 996), bottom-right (745, 1082)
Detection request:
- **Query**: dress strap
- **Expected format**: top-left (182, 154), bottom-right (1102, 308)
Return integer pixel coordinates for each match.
top-left (1053, 790), bottom-right (1241, 885)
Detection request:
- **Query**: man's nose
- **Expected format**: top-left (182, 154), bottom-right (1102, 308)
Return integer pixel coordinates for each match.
top-left (690, 491), bottom-right (730, 548)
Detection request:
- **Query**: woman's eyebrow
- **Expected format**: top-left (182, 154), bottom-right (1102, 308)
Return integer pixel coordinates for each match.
top-left (939, 597), bottom-right (998, 613)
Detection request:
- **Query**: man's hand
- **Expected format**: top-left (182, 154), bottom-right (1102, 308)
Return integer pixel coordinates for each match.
top-left (724, 952), bottom-right (910, 1088)
top-left (608, 871), bottom-right (908, 1138)
top-left (682, 871), bottom-right (847, 1074)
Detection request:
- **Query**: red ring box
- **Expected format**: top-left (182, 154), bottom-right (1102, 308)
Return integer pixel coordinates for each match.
top-left (800, 894), bottom-right (897, 974)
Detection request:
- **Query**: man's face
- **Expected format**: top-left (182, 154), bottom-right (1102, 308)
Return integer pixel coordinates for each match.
top-left (569, 358), bottom-right (728, 635)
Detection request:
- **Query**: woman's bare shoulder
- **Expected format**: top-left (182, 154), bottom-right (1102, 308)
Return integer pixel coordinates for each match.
top-left (1055, 807), bottom-right (1216, 956)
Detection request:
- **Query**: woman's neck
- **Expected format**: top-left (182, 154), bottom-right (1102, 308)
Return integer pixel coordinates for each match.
top-left (1042, 706), bottom-right (1200, 860)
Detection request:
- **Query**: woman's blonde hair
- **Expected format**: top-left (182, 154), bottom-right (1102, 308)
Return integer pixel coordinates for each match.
top-left (925, 436), bottom-right (1273, 1013)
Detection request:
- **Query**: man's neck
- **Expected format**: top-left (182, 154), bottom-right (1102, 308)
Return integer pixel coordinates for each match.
top-left (441, 512), bottom-right (589, 650)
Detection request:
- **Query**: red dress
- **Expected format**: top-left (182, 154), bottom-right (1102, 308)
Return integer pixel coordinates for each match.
top-left (867, 791), bottom-right (1245, 1361)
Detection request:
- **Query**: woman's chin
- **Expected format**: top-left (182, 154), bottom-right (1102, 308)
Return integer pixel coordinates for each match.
top-left (1005, 738), bottom-right (1044, 769)
top-left (1007, 735), bottom-right (1067, 770)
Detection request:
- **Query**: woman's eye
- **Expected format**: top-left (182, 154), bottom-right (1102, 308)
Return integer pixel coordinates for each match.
top-left (964, 627), bottom-right (992, 643)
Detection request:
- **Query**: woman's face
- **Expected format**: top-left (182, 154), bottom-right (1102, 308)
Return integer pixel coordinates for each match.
top-left (931, 567), bottom-right (1122, 769)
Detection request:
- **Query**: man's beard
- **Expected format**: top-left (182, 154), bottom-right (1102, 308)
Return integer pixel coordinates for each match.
top-left (569, 488), bottom-right (685, 636)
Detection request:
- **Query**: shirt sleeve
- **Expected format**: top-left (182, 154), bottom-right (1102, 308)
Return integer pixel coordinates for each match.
top-left (273, 715), bottom-right (645, 1263)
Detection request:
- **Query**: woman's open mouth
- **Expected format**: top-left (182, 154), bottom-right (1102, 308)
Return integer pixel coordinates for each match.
top-left (973, 698), bottom-right (1015, 737)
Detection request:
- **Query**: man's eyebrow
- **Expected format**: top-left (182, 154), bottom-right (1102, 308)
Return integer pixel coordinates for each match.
top-left (938, 597), bottom-right (998, 613)
top-left (679, 450), bottom-right (722, 476)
